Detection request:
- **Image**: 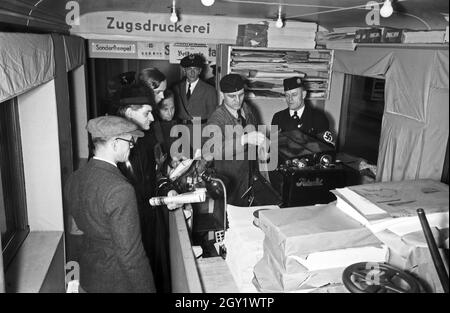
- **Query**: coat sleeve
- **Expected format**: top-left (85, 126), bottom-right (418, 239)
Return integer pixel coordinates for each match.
top-left (271, 111), bottom-right (280, 126)
top-left (204, 111), bottom-right (249, 160)
top-left (205, 85), bottom-right (218, 119)
top-left (106, 183), bottom-right (156, 293)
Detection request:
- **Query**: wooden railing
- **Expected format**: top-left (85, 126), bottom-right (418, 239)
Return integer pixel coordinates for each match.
top-left (169, 208), bottom-right (203, 292)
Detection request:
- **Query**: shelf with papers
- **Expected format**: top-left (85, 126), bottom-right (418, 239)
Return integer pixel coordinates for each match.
top-left (226, 46), bottom-right (334, 101)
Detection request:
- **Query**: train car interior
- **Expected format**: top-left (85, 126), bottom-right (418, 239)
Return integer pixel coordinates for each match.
top-left (0, 0), bottom-right (449, 294)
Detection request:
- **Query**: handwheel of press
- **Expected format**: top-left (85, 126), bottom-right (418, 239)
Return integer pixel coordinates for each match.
top-left (342, 262), bottom-right (420, 293)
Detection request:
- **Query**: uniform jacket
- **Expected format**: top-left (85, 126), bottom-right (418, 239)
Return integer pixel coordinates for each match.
top-left (173, 79), bottom-right (218, 121)
top-left (271, 104), bottom-right (330, 139)
top-left (206, 102), bottom-right (258, 206)
top-left (65, 159), bottom-right (155, 293)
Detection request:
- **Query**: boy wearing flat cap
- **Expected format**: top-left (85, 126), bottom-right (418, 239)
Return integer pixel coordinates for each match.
top-left (271, 76), bottom-right (333, 144)
top-left (64, 116), bottom-right (155, 293)
top-left (173, 53), bottom-right (218, 125)
top-left (206, 74), bottom-right (268, 206)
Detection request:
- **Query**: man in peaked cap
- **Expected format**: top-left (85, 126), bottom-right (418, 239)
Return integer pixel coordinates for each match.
top-left (271, 76), bottom-right (333, 144)
top-left (173, 53), bottom-right (218, 126)
top-left (205, 73), bottom-right (269, 206)
top-left (64, 116), bottom-right (156, 293)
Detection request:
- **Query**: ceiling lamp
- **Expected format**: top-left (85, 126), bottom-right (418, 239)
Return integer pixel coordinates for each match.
top-left (170, 0), bottom-right (178, 23)
top-left (380, 0), bottom-right (394, 18)
top-left (275, 6), bottom-right (284, 28)
top-left (201, 0), bottom-right (215, 6)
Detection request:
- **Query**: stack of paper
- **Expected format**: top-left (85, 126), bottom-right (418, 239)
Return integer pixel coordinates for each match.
top-left (402, 30), bottom-right (445, 43)
top-left (317, 29), bottom-right (358, 51)
top-left (267, 21), bottom-right (317, 49)
top-left (224, 204), bottom-right (280, 292)
top-left (325, 34), bottom-right (357, 51)
top-left (253, 203), bottom-right (388, 292)
top-left (332, 179), bottom-right (449, 236)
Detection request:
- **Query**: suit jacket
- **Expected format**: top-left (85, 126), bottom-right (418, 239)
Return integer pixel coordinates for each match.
top-left (65, 159), bottom-right (155, 293)
top-left (173, 79), bottom-right (218, 121)
top-left (271, 105), bottom-right (330, 140)
top-left (206, 102), bottom-right (258, 206)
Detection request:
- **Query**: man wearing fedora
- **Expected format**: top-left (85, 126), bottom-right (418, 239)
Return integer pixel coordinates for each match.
top-left (64, 116), bottom-right (155, 293)
top-left (173, 53), bottom-right (218, 125)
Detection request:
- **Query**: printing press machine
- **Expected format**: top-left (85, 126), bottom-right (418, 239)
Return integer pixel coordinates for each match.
top-left (269, 130), bottom-right (349, 207)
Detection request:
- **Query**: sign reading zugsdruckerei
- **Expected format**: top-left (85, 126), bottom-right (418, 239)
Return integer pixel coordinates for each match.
top-left (71, 11), bottom-right (317, 45)
top-left (72, 11), bottom-right (234, 44)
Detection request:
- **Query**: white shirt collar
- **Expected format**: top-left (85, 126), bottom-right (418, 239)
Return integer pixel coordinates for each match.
top-left (93, 156), bottom-right (117, 167)
top-left (186, 79), bottom-right (199, 93)
top-left (289, 106), bottom-right (305, 119)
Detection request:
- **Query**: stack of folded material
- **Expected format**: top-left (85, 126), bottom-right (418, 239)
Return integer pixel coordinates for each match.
top-left (253, 203), bottom-right (388, 292)
top-left (224, 204), bottom-right (280, 292)
top-left (332, 179), bottom-right (449, 293)
top-left (267, 21), bottom-right (317, 49)
top-left (402, 30), bottom-right (446, 43)
top-left (332, 179), bottom-right (449, 235)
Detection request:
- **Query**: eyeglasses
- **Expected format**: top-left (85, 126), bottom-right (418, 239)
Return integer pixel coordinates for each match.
top-left (115, 137), bottom-right (135, 148)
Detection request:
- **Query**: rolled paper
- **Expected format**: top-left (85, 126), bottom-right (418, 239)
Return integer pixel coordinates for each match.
top-left (149, 191), bottom-right (206, 207)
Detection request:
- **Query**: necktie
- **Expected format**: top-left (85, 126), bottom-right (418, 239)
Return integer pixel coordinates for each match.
top-left (186, 83), bottom-right (191, 100)
top-left (237, 109), bottom-right (247, 127)
top-left (292, 111), bottom-right (299, 120)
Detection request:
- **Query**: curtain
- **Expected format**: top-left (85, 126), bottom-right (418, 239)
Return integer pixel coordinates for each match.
top-left (334, 47), bottom-right (449, 182)
top-left (0, 33), bottom-right (55, 103)
top-left (63, 35), bottom-right (86, 72)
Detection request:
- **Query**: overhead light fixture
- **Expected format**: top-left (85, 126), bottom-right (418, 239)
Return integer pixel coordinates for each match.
top-left (170, 0), bottom-right (178, 23)
top-left (380, 0), bottom-right (394, 18)
top-left (275, 6), bottom-right (284, 28)
top-left (201, 0), bottom-right (215, 6)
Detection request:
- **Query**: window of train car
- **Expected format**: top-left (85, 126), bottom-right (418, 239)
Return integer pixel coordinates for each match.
top-left (0, 98), bottom-right (29, 270)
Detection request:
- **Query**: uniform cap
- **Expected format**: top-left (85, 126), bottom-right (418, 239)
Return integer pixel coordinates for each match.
top-left (283, 76), bottom-right (303, 91)
top-left (86, 116), bottom-right (144, 139)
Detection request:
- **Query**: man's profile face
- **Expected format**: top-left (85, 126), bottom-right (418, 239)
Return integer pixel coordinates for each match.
top-left (285, 87), bottom-right (306, 111)
top-left (114, 134), bottom-right (135, 162)
top-left (130, 104), bottom-right (154, 130)
top-left (223, 89), bottom-right (245, 111)
top-left (184, 66), bottom-right (202, 83)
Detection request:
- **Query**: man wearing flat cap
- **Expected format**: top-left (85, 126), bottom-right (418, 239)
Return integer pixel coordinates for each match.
top-left (205, 73), bottom-right (268, 206)
top-left (272, 76), bottom-right (332, 144)
top-left (173, 53), bottom-right (218, 125)
top-left (64, 116), bottom-right (155, 293)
